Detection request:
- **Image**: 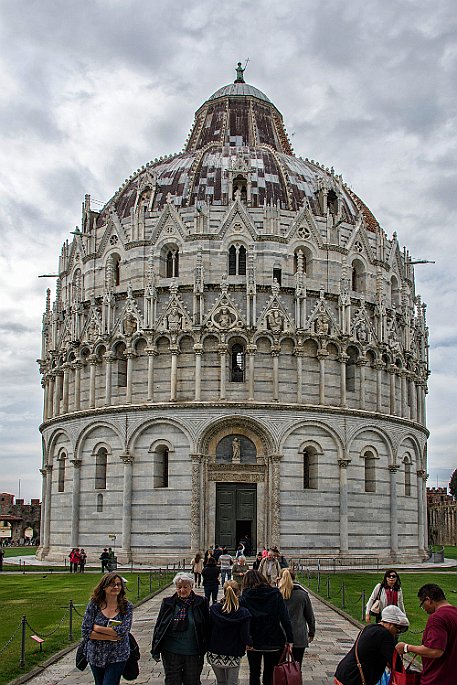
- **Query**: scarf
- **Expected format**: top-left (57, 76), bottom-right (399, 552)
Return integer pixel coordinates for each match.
top-left (385, 589), bottom-right (398, 606)
top-left (172, 594), bottom-right (194, 631)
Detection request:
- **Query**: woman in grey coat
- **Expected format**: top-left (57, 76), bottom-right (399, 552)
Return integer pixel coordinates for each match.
top-left (278, 569), bottom-right (315, 666)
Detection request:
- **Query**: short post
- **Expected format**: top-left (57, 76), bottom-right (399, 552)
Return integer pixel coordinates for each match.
top-left (317, 570), bottom-right (321, 593)
top-left (69, 599), bottom-right (74, 641)
top-left (341, 583), bottom-right (345, 609)
top-left (149, 570), bottom-right (152, 594)
top-left (326, 576), bottom-right (330, 598)
top-left (137, 575), bottom-right (140, 600)
top-left (361, 591), bottom-right (366, 621)
top-left (20, 615), bottom-right (26, 668)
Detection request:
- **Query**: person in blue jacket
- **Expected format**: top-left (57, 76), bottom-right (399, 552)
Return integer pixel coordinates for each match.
top-left (240, 569), bottom-right (294, 685)
top-left (207, 579), bottom-right (252, 685)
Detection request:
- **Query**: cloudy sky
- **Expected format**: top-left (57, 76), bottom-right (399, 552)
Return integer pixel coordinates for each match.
top-left (0, 0), bottom-right (456, 502)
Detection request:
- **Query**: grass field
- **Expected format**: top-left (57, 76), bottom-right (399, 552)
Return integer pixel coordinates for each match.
top-left (297, 570), bottom-right (457, 644)
top-left (0, 570), bottom-right (173, 685)
top-left (1, 546), bottom-right (37, 558)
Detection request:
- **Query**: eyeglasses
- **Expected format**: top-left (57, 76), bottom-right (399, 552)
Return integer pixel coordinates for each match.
top-left (419, 598), bottom-right (428, 609)
top-left (108, 583), bottom-right (122, 588)
top-left (387, 575), bottom-right (397, 579)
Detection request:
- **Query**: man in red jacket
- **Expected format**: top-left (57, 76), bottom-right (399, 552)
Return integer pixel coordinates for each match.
top-left (396, 583), bottom-right (457, 684)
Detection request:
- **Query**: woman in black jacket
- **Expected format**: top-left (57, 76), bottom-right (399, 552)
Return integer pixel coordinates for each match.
top-left (240, 570), bottom-right (294, 685)
top-left (202, 556), bottom-right (220, 605)
top-left (207, 580), bottom-right (252, 685)
top-left (151, 572), bottom-right (210, 685)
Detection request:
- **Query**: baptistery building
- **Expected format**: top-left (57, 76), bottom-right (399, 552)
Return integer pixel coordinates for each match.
top-left (38, 67), bottom-right (430, 563)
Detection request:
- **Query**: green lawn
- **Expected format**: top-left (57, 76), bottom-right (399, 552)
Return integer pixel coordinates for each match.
top-left (444, 545), bottom-right (457, 560)
top-left (0, 571), bottom-right (173, 685)
top-left (297, 570), bottom-right (457, 646)
top-left (1, 546), bottom-right (37, 558)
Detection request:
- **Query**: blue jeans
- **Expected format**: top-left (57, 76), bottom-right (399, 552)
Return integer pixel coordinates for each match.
top-left (90, 660), bottom-right (127, 685)
top-left (221, 568), bottom-right (232, 584)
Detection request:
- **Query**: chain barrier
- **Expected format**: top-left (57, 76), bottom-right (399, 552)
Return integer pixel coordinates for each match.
top-left (25, 607), bottom-right (70, 638)
top-left (0, 620), bottom-right (23, 658)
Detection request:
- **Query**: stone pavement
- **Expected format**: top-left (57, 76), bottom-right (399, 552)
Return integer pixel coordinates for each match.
top-left (19, 585), bottom-right (360, 685)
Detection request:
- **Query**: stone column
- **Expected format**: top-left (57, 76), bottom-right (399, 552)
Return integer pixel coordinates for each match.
top-left (389, 465), bottom-right (399, 560)
top-left (296, 351), bottom-right (303, 404)
top-left (339, 354), bottom-right (348, 408)
top-left (270, 454), bottom-right (282, 548)
top-left (338, 458), bottom-right (351, 553)
top-left (401, 372), bottom-right (408, 418)
top-left (416, 469), bottom-right (427, 556)
top-left (318, 351), bottom-right (327, 405)
top-left (191, 454), bottom-right (203, 551)
top-left (125, 351), bottom-right (136, 404)
top-left (62, 363), bottom-right (70, 414)
top-left (70, 459), bottom-right (82, 548)
top-left (146, 348), bottom-right (157, 402)
top-left (43, 464), bottom-right (53, 553)
top-left (375, 362), bottom-right (383, 412)
top-left (88, 355), bottom-right (97, 409)
top-left (409, 377), bottom-right (417, 421)
top-left (104, 353), bottom-right (114, 406)
top-left (53, 370), bottom-right (63, 416)
top-left (48, 373), bottom-right (55, 419)
top-left (73, 361), bottom-right (82, 411)
top-left (219, 345), bottom-right (227, 400)
top-left (42, 380), bottom-right (48, 422)
top-left (120, 453), bottom-right (133, 561)
top-left (358, 360), bottom-right (367, 410)
top-left (38, 467), bottom-right (47, 556)
top-left (388, 366), bottom-right (397, 415)
top-left (170, 346), bottom-right (178, 402)
top-left (272, 349), bottom-right (280, 401)
top-left (194, 345), bottom-right (203, 401)
top-left (247, 345), bottom-right (256, 401)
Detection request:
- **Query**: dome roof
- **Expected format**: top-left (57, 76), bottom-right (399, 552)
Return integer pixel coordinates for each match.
top-left (103, 70), bottom-right (380, 234)
top-left (207, 81), bottom-right (272, 104)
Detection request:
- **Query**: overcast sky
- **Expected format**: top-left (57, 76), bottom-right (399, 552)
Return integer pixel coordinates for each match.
top-left (0, 0), bottom-right (456, 502)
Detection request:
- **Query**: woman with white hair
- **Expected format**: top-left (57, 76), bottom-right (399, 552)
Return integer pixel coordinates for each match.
top-left (151, 572), bottom-right (210, 685)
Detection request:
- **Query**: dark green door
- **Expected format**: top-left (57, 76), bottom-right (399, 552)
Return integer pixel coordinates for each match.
top-left (215, 483), bottom-right (256, 552)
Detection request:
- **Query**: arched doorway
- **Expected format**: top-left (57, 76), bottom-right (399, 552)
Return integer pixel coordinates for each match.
top-left (193, 417), bottom-right (278, 554)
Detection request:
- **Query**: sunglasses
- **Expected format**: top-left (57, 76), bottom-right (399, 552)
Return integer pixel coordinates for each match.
top-left (387, 575), bottom-right (397, 579)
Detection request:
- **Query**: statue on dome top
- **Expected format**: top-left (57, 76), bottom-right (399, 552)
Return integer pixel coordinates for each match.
top-left (235, 61), bottom-right (246, 83)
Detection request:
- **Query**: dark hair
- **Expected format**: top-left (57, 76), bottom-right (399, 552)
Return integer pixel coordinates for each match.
top-left (91, 572), bottom-right (128, 614)
top-left (241, 569), bottom-right (269, 590)
top-left (418, 584), bottom-right (446, 602)
top-left (206, 556), bottom-right (217, 566)
top-left (194, 552), bottom-right (202, 563)
top-left (382, 569), bottom-right (401, 590)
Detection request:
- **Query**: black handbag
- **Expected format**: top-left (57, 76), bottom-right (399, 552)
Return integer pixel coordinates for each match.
top-left (122, 633), bottom-right (141, 681)
top-left (75, 641), bottom-right (88, 671)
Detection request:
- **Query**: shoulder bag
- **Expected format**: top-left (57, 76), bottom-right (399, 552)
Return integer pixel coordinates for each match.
top-left (272, 645), bottom-right (302, 685)
top-left (370, 585), bottom-right (383, 616)
top-left (389, 650), bottom-right (421, 685)
top-left (75, 641), bottom-right (88, 671)
top-left (122, 633), bottom-right (141, 681)
top-left (354, 630), bottom-right (366, 685)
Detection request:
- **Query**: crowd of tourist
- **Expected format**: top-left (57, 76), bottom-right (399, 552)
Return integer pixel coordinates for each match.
top-left (77, 553), bottom-right (457, 685)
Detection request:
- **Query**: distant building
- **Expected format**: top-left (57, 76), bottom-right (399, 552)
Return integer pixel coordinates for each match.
top-left (0, 493), bottom-right (41, 544)
top-left (38, 67), bottom-right (430, 564)
top-left (427, 487), bottom-right (457, 545)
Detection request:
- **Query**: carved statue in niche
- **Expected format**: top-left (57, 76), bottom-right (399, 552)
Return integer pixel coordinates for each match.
top-left (356, 321), bottom-right (369, 343)
top-left (86, 317), bottom-right (100, 343)
top-left (232, 437), bottom-right (241, 462)
top-left (315, 310), bottom-right (330, 335)
top-left (167, 305), bottom-right (182, 333)
top-left (217, 307), bottom-right (233, 329)
top-left (267, 308), bottom-right (283, 334)
top-left (123, 313), bottom-right (137, 337)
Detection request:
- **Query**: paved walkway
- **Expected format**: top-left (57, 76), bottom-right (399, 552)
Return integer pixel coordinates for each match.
top-left (18, 586), bottom-right (360, 685)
